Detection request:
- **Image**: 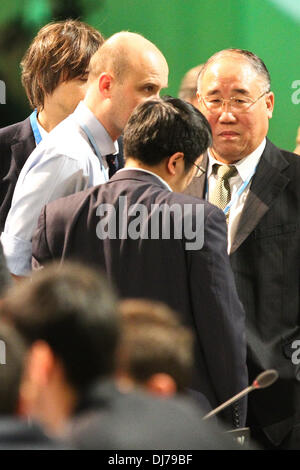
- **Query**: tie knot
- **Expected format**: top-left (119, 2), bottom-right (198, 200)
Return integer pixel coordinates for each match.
top-left (105, 154), bottom-right (116, 164)
top-left (214, 164), bottom-right (237, 180)
top-left (105, 154), bottom-right (118, 178)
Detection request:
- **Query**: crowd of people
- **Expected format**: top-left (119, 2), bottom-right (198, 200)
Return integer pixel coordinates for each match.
top-left (0, 19), bottom-right (299, 450)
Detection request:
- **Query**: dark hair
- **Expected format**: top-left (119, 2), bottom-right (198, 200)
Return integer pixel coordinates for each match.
top-left (123, 96), bottom-right (212, 170)
top-left (118, 299), bottom-right (194, 391)
top-left (0, 262), bottom-right (120, 391)
top-left (21, 20), bottom-right (104, 110)
top-left (0, 323), bottom-right (27, 414)
top-left (197, 49), bottom-right (271, 93)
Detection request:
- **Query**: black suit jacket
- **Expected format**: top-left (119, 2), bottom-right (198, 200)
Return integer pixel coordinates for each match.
top-left (67, 380), bottom-right (241, 450)
top-left (0, 417), bottom-right (66, 449)
top-left (32, 169), bottom-right (248, 427)
top-left (0, 118), bottom-right (35, 232)
top-left (184, 139), bottom-right (300, 445)
top-left (0, 118), bottom-right (124, 233)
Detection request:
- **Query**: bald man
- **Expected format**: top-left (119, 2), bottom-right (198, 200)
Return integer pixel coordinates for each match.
top-left (178, 64), bottom-right (203, 108)
top-left (1, 32), bottom-right (169, 277)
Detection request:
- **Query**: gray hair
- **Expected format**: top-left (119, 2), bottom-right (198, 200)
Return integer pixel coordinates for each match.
top-left (197, 49), bottom-right (271, 94)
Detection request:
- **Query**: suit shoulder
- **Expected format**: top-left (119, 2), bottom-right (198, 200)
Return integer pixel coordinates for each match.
top-left (267, 140), bottom-right (300, 166)
top-left (280, 148), bottom-right (300, 166)
top-left (166, 191), bottom-right (223, 218)
top-left (45, 185), bottom-right (99, 220)
top-left (0, 118), bottom-right (30, 141)
top-left (276, 148), bottom-right (300, 182)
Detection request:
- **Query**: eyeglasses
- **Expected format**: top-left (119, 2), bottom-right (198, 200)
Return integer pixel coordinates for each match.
top-left (193, 162), bottom-right (204, 177)
top-left (199, 91), bottom-right (268, 114)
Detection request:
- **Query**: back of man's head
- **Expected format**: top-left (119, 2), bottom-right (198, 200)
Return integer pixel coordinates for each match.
top-left (0, 262), bottom-right (120, 392)
top-left (0, 323), bottom-right (26, 415)
top-left (118, 299), bottom-right (194, 394)
top-left (178, 64), bottom-right (203, 105)
top-left (21, 20), bottom-right (104, 111)
top-left (123, 96), bottom-right (212, 170)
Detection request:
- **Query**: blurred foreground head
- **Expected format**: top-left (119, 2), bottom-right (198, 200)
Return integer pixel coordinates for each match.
top-left (117, 299), bottom-right (194, 396)
top-left (0, 323), bottom-right (26, 415)
top-left (0, 262), bottom-right (120, 433)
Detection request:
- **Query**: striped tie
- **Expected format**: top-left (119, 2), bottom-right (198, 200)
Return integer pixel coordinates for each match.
top-left (209, 164), bottom-right (237, 220)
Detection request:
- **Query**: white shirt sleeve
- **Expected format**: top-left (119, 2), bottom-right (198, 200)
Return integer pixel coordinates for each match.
top-left (1, 154), bottom-right (86, 276)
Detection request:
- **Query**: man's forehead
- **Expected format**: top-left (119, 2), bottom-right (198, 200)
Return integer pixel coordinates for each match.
top-left (138, 49), bottom-right (168, 72)
top-left (206, 54), bottom-right (254, 76)
top-left (201, 55), bottom-right (260, 91)
top-left (129, 51), bottom-right (168, 84)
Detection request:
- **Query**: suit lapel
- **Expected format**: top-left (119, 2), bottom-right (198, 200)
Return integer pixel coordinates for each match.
top-left (13, 117), bottom-right (35, 145)
top-left (230, 140), bottom-right (290, 253)
top-left (11, 118), bottom-right (36, 170)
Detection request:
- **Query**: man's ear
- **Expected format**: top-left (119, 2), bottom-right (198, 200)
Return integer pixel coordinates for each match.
top-left (26, 340), bottom-right (56, 387)
top-left (145, 373), bottom-right (177, 397)
top-left (196, 92), bottom-right (204, 110)
top-left (167, 152), bottom-right (184, 176)
top-left (98, 72), bottom-right (114, 97)
top-left (266, 91), bottom-right (274, 119)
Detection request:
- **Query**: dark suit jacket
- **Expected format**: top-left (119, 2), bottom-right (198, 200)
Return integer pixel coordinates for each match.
top-left (0, 118), bottom-right (35, 232)
top-left (0, 241), bottom-right (11, 296)
top-left (67, 380), bottom-right (241, 450)
top-left (184, 139), bottom-right (300, 446)
top-left (32, 169), bottom-right (248, 427)
top-left (0, 118), bottom-right (124, 233)
top-left (0, 417), bottom-right (66, 449)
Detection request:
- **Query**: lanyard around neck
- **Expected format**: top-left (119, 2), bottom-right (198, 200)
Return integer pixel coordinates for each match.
top-left (29, 109), bottom-right (42, 145)
top-left (81, 124), bottom-right (108, 182)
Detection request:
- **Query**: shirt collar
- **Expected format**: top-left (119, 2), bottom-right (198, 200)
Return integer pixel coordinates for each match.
top-left (207, 138), bottom-right (266, 182)
top-left (117, 167), bottom-right (173, 192)
top-left (35, 119), bottom-right (48, 142)
top-left (72, 101), bottom-right (118, 156)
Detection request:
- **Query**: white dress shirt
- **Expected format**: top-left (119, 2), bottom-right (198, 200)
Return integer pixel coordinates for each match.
top-left (36, 119), bottom-right (48, 142)
top-left (1, 101), bottom-right (118, 275)
top-left (207, 138), bottom-right (266, 252)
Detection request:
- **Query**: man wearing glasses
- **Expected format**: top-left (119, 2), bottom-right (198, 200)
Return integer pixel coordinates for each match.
top-left (185, 49), bottom-right (300, 449)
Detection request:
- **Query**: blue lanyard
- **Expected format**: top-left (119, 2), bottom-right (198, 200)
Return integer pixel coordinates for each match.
top-left (81, 124), bottom-right (109, 182)
top-left (205, 164), bottom-right (258, 215)
top-left (29, 109), bottom-right (42, 145)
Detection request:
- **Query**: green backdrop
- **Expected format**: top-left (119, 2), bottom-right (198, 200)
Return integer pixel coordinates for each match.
top-left (0, 0), bottom-right (299, 150)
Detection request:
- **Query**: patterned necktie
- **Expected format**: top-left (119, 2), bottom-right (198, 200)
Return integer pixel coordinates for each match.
top-left (105, 154), bottom-right (118, 178)
top-left (209, 164), bottom-right (237, 220)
